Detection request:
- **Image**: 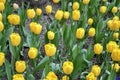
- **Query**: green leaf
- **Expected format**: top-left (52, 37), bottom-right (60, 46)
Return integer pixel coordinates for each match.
top-left (27, 74), bottom-right (35, 80)
top-left (0, 32), bottom-right (2, 40)
top-left (107, 70), bottom-right (116, 80)
top-left (0, 27), bottom-right (14, 46)
top-left (5, 59), bottom-right (12, 80)
top-left (33, 56), bottom-right (49, 74)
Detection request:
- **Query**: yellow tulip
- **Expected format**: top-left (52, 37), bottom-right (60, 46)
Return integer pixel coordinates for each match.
top-left (28, 47), bottom-right (38, 59)
top-left (62, 61), bottom-right (74, 74)
top-left (94, 43), bottom-right (103, 55)
top-left (15, 61), bottom-right (26, 73)
top-left (44, 43), bottom-right (56, 57)
top-left (10, 33), bottom-right (21, 46)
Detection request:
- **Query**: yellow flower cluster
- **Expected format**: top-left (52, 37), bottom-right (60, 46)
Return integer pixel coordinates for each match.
top-left (94, 43), bottom-right (103, 55)
top-left (13, 74), bottom-right (25, 80)
top-left (111, 48), bottom-right (120, 61)
top-left (10, 33), bottom-right (21, 46)
top-left (44, 43), bottom-right (56, 57)
top-left (28, 47), bottom-right (38, 59)
top-left (15, 61), bottom-right (26, 73)
top-left (30, 22), bottom-right (42, 34)
top-left (7, 14), bottom-right (20, 25)
top-left (0, 52), bottom-right (5, 66)
top-left (62, 61), bottom-right (74, 74)
top-left (46, 71), bottom-right (58, 80)
top-left (86, 65), bottom-right (101, 80)
top-left (107, 16), bottom-right (120, 31)
top-left (106, 41), bottom-right (119, 53)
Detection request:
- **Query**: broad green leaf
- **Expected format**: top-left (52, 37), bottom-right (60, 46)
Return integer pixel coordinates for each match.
top-left (33, 56), bottom-right (49, 74)
top-left (5, 59), bottom-right (12, 80)
top-left (27, 74), bottom-right (35, 80)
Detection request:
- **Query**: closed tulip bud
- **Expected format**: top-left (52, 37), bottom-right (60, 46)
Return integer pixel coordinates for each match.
top-left (113, 32), bottom-right (119, 39)
top-left (46, 5), bottom-right (52, 14)
top-left (13, 74), bottom-right (25, 80)
top-left (112, 63), bottom-right (120, 72)
top-left (62, 61), bottom-right (74, 74)
top-left (62, 75), bottom-right (69, 80)
top-left (64, 11), bottom-right (70, 19)
top-left (7, 14), bottom-right (20, 25)
top-left (10, 33), bottom-right (21, 46)
top-left (13, 3), bottom-right (19, 10)
top-left (100, 6), bottom-right (107, 14)
top-left (111, 48), bottom-right (120, 61)
top-left (28, 47), bottom-right (38, 59)
top-left (113, 16), bottom-right (119, 21)
top-left (88, 18), bottom-right (93, 25)
top-left (72, 2), bottom-right (79, 10)
top-left (0, 2), bottom-right (5, 11)
top-left (30, 22), bottom-right (42, 34)
top-left (88, 28), bottom-right (95, 37)
top-left (53, 0), bottom-right (60, 3)
top-left (94, 43), bottom-right (103, 55)
top-left (91, 65), bottom-right (101, 77)
top-left (0, 52), bottom-right (5, 66)
top-left (0, 13), bottom-right (2, 21)
top-left (44, 43), bottom-right (56, 57)
top-left (15, 61), bottom-right (26, 73)
top-left (86, 72), bottom-right (96, 80)
top-left (82, 0), bottom-right (90, 5)
top-left (0, 0), bottom-right (6, 4)
top-left (112, 7), bottom-right (118, 14)
top-left (46, 72), bottom-right (58, 80)
top-left (34, 24), bottom-right (42, 34)
top-left (76, 28), bottom-right (85, 39)
top-left (72, 10), bottom-right (80, 21)
top-left (55, 10), bottom-right (63, 21)
top-left (0, 21), bottom-right (4, 32)
top-left (27, 9), bottom-right (35, 19)
top-left (106, 41), bottom-right (119, 53)
top-left (36, 8), bottom-right (42, 16)
top-left (47, 31), bottom-right (55, 40)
